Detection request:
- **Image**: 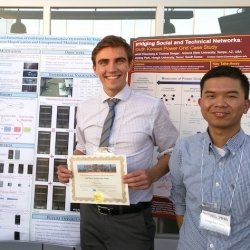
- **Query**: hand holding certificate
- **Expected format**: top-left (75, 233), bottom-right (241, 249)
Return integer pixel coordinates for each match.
top-left (68, 154), bottom-right (130, 205)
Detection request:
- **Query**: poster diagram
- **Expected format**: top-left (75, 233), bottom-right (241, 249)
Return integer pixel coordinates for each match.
top-left (130, 73), bottom-right (207, 137)
top-left (0, 95), bottom-right (38, 143)
top-left (0, 143), bottom-right (34, 241)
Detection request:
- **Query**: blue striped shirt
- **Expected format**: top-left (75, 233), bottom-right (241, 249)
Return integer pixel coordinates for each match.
top-left (170, 129), bottom-right (250, 250)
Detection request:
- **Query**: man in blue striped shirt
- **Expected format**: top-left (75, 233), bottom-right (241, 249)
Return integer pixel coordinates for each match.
top-left (170, 66), bottom-right (250, 250)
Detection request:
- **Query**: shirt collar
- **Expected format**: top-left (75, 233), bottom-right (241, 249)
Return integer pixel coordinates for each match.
top-left (101, 84), bottom-right (131, 103)
top-left (203, 129), bottom-right (246, 154)
top-left (225, 129), bottom-right (246, 153)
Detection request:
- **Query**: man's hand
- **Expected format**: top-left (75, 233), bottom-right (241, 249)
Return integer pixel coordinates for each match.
top-left (123, 169), bottom-right (153, 190)
top-left (122, 154), bottom-right (170, 190)
top-left (56, 149), bottom-right (84, 183)
top-left (57, 165), bottom-right (73, 183)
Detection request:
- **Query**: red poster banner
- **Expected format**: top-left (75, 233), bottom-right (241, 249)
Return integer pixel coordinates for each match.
top-left (131, 34), bottom-right (250, 73)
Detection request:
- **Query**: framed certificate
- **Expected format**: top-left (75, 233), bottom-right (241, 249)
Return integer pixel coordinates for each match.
top-left (68, 154), bottom-right (130, 205)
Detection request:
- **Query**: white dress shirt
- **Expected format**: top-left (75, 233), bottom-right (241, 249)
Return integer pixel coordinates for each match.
top-left (76, 84), bottom-right (179, 203)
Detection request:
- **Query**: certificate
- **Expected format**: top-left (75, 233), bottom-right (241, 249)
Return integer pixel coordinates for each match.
top-left (68, 154), bottom-right (130, 205)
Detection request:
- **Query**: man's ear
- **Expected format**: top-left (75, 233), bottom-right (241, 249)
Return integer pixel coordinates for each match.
top-left (198, 97), bottom-right (202, 107)
top-left (243, 100), bottom-right (250, 114)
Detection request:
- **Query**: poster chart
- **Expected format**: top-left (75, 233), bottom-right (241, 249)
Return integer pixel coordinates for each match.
top-left (0, 35), bottom-right (101, 245)
top-left (0, 141), bottom-right (34, 241)
top-left (129, 34), bottom-right (250, 218)
top-left (0, 91), bottom-right (38, 239)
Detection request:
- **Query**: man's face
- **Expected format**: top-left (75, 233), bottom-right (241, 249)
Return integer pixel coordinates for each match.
top-left (198, 76), bottom-right (250, 134)
top-left (93, 46), bottom-right (131, 97)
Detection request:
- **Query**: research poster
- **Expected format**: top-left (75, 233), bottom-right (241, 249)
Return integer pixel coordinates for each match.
top-left (0, 35), bottom-right (101, 245)
top-left (129, 34), bottom-right (250, 219)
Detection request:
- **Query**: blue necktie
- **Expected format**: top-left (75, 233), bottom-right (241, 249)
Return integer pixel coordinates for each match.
top-left (99, 98), bottom-right (120, 147)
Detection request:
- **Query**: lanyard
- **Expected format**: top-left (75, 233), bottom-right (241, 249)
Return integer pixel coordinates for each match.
top-left (200, 138), bottom-right (245, 213)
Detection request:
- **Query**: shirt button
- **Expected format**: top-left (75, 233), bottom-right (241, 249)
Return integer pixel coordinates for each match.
top-left (210, 243), bottom-right (214, 248)
top-left (215, 182), bottom-right (220, 187)
top-left (219, 162), bottom-right (223, 166)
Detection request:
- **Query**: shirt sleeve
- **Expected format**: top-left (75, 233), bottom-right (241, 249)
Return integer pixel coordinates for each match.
top-left (169, 141), bottom-right (187, 215)
top-left (75, 105), bottom-right (87, 154)
top-left (152, 99), bottom-right (179, 156)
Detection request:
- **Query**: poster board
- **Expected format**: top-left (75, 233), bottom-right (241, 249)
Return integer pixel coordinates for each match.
top-left (129, 34), bottom-right (250, 219)
top-left (0, 35), bottom-right (101, 245)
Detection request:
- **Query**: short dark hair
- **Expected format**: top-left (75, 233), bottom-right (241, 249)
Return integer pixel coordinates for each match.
top-left (200, 66), bottom-right (249, 99)
top-left (91, 35), bottom-right (132, 66)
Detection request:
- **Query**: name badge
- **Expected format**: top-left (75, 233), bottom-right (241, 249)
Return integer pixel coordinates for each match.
top-left (200, 209), bottom-right (231, 236)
